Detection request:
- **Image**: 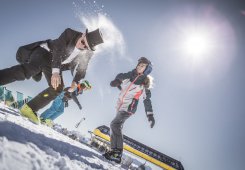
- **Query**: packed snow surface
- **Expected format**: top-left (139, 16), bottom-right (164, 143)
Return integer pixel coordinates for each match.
top-left (0, 103), bottom-right (123, 170)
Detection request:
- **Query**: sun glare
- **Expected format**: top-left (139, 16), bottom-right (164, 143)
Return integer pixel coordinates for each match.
top-left (182, 31), bottom-right (212, 56)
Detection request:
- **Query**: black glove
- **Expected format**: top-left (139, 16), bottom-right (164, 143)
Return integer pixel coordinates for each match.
top-left (64, 100), bottom-right (68, 107)
top-left (78, 104), bottom-right (82, 110)
top-left (147, 114), bottom-right (155, 128)
top-left (110, 79), bottom-right (121, 87)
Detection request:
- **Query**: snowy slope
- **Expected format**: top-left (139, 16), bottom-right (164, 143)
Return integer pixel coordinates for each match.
top-left (0, 102), bottom-right (124, 170)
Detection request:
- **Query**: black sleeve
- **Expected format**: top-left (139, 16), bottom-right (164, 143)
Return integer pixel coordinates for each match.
top-left (143, 88), bottom-right (153, 114)
top-left (62, 87), bottom-right (71, 101)
top-left (115, 71), bottom-right (132, 81)
top-left (71, 93), bottom-right (82, 110)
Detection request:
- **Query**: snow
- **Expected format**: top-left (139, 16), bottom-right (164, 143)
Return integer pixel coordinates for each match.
top-left (0, 102), bottom-right (123, 170)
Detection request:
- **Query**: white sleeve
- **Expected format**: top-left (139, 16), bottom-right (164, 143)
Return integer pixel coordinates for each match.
top-left (52, 68), bottom-right (60, 74)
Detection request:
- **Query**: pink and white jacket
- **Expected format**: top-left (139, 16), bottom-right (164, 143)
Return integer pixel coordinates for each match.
top-left (114, 69), bottom-right (153, 116)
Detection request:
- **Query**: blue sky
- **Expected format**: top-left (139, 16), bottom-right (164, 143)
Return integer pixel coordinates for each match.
top-left (0, 0), bottom-right (245, 170)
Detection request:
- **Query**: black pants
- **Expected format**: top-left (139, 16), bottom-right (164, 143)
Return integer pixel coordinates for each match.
top-left (110, 111), bottom-right (131, 150)
top-left (0, 47), bottom-right (64, 112)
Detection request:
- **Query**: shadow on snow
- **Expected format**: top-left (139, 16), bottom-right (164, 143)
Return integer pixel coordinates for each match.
top-left (0, 121), bottom-right (110, 170)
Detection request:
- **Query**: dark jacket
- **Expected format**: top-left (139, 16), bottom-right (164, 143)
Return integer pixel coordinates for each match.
top-left (16, 28), bottom-right (93, 83)
top-left (16, 40), bottom-right (49, 64)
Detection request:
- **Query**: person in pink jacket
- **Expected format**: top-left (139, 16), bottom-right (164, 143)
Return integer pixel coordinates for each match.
top-left (103, 57), bottom-right (155, 163)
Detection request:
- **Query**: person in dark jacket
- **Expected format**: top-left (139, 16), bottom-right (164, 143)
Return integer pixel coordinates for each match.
top-left (40, 80), bottom-right (91, 127)
top-left (103, 57), bottom-right (156, 163)
top-left (0, 28), bottom-right (104, 124)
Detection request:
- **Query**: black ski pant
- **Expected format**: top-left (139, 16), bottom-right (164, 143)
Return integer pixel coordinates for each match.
top-left (0, 47), bottom-right (64, 112)
top-left (110, 111), bottom-right (131, 150)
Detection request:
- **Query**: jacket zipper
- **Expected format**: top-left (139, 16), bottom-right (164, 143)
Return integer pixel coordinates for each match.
top-left (117, 75), bottom-right (140, 111)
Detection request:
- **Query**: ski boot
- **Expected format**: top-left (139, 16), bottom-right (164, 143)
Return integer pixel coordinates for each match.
top-left (20, 104), bottom-right (39, 124)
top-left (103, 149), bottom-right (122, 164)
top-left (40, 118), bottom-right (54, 127)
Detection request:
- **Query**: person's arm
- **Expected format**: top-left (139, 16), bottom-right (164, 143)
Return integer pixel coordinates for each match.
top-left (67, 65), bottom-right (87, 92)
top-left (110, 71), bottom-right (133, 88)
top-left (71, 92), bottom-right (82, 110)
top-left (115, 71), bottom-right (132, 82)
top-left (143, 88), bottom-right (155, 128)
top-left (72, 51), bottom-right (93, 84)
top-left (51, 28), bottom-right (78, 89)
top-left (67, 51), bottom-right (93, 92)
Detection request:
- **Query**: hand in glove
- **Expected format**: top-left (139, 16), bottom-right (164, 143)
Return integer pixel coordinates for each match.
top-left (110, 79), bottom-right (121, 87)
top-left (64, 100), bottom-right (68, 108)
top-left (147, 114), bottom-right (155, 128)
top-left (78, 104), bottom-right (82, 110)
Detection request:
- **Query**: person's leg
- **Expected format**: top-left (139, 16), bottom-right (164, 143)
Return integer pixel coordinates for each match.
top-left (26, 50), bottom-right (64, 112)
top-left (110, 111), bottom-right (131, 150)
top-left (47, 93), bottom-right (65, 120)
top-left (27, 85), bottom-right (64, 112)
top-left (49, 103), bottom-right (64, 120)
top-left (104, 112), bottom-right (130, 163)
top-left (40, 97), bottom-right (59, 120)
top-left (19, 47), bottom-right (63, 123)
top-left (0, 47), bottom-right (46, 85)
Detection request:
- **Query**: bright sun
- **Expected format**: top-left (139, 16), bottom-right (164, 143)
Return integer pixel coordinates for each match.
top-left (181, 30), bottom-right (213, 57)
